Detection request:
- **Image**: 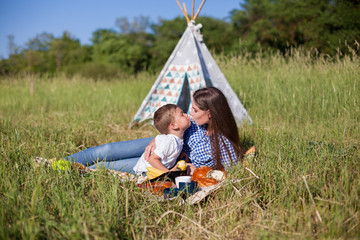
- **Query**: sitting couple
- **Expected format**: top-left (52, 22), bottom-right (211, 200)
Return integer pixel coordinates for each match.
top-left (65, 87), bottom-right (243, 175)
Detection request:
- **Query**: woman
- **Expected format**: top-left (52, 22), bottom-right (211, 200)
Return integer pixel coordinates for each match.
top-left (65, 87), bottom-right (243, 173)
top-left (145, 87), bottom-right (242, 172)
top-left (184, 87), bottom-right (242, 170)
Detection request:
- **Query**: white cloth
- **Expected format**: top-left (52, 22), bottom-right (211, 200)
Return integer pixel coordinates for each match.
top-left (133, 134), bottom-right (183, 174)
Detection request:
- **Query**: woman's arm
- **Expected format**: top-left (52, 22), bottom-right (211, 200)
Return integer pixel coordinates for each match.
top-left (144, 138), bottom-right (156, 161)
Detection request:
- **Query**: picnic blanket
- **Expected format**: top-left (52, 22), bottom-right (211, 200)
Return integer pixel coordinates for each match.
top-left (32, 146), bottom-right (256, 205)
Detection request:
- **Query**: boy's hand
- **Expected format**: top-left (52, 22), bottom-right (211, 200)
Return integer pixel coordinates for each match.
top-left (169, 164), bottom-right (179, 171)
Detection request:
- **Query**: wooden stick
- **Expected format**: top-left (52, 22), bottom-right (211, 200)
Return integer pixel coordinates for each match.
top-left (183, 2), bottom-right (189, 21)
top-left (175, 0), bottom-right (184, 12)
top-left (193, 0), bottom-right (206, 20)
top-left (183, 3), bottom-right (190, 22)
top-left (176, 0), bottom-right (190, 22)
top-left (192, 0), bottom-right (195, 19)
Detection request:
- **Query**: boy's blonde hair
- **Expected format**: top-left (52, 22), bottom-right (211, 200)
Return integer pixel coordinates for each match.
top-left (153, 104), bottom-right (178, 134)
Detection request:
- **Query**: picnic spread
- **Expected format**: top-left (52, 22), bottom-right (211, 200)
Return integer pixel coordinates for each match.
top-left (32, 146), bottom-right (256, 205)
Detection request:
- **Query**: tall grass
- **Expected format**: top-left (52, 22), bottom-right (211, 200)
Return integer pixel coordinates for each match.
top-left (1, 48), bottom-right (359, 239)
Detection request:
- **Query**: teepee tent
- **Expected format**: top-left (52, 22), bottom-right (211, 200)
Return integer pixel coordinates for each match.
top-left (129, 0), bottom-right (252, 127)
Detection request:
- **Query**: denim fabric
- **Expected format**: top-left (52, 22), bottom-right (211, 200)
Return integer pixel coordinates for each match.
top-left (65, 137), bottom-right (154, 174)
top-left (88, 157), bottom-right (140, 174)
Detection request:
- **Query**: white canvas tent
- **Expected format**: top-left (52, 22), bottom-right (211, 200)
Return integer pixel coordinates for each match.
top-left (129, 0), bottom-right (252, 127)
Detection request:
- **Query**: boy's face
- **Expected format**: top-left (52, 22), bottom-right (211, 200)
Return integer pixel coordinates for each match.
top-left (173, 107), bottom-right (191, 130)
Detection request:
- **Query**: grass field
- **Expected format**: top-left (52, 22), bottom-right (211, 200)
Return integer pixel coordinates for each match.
top-left (1, 49), bottom-right (359, 239)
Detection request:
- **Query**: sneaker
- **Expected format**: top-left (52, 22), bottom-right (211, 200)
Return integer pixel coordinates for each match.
top-left (32, 157), bottom-right (56, 168)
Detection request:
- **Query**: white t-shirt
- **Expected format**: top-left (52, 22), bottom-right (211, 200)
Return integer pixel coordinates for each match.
top-left (133, 134), bottom-right (183, 174)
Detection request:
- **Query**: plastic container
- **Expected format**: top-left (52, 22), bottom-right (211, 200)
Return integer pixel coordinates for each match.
top-left (175, 176), bottom-right (191, 188)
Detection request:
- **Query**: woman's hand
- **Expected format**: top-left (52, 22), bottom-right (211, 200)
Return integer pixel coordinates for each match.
top-left (144, 138), bottom-right (156, 161)
top-left (186, 163), bottom-right (196, 175)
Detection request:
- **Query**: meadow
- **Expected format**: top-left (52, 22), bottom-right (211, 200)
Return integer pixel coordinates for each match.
top-left (0, 49), bottom-right (359, 239)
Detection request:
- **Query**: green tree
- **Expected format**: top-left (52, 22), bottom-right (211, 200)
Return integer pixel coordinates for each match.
top-left (150, 16), bottom-right (234, 70)
top-left (91, 29), bottom-right (117, 45)
top-left (26, 32), bottom-right (54, 51)
top-left (230, 0), bottom-right (274, 52)
top-left (150, 17), bottom-right (185, 70)
top-left (230, 0), bottom-right (360, 55)
top-left (305, 0), bottom-right (360, 55)
top-left (91, 29), bottom-right (118, 64)
top-left (7, 35), bottom-right (20, 56)
top-left (116, 16), bottom-right (150, 34)
top-left (2, 35), bottom-right (26, 75)
top-left (49, 32), bottom-right (90, 71)
top-left (91, 16), bottom-right (153, 75)
top-left (196, 16), bottom-right (234, 54)
top-left (0, 52), bottom-right (27, 76)
top-left (24, 33), bottom-right (55, 73)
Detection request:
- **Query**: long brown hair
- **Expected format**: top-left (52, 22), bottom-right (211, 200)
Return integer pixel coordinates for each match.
top-left (193, 87), bottom-right (242, 169)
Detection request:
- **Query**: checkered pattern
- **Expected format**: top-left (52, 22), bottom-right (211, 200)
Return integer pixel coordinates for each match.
top-left (183, 120), bottom-right (237, 170)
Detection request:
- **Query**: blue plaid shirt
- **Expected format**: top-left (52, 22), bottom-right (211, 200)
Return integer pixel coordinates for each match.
top-left (183, 120), bottom-right (238, 170)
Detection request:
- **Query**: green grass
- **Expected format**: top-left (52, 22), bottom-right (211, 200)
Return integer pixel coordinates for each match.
top-left (1, 50), bottom-right (359, 239)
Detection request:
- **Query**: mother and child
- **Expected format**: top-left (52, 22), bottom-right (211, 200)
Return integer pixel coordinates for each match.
top-left (65, 87), bottom-right (244, 175)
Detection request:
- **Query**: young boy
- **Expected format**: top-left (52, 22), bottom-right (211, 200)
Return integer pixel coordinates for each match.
top-left (133, 104), bottom-right (191, 175)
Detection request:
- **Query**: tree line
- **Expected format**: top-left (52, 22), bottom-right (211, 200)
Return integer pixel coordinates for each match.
top-left (1, 0), bottom-right (359, 79)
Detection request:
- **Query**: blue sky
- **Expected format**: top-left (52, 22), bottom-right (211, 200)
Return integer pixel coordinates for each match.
top-left (0, 0), bottom-right (243, 59)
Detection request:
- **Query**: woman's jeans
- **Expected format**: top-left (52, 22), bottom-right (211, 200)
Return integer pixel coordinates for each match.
top-left (65, 137), bottom-right (153, 174)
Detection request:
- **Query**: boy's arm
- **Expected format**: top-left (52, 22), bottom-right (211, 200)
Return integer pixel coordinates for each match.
top-left (147, 153), bottom-right (170, 172)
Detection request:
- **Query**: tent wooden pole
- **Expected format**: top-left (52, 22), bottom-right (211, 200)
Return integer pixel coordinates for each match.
top-left (183, 2), bottom-right (189, 21)
top-left (193, 0), bottom-right (206, 20)
top-left (175, 0), bottom-right (184, 13)
top-left (192, 0), bottom-right (195, 19)
top-left (176, 0), bottom-right (190, 22)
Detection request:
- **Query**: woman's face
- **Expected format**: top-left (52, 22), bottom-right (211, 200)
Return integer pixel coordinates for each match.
top-left (190, 101), bottom-right (211, 126)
